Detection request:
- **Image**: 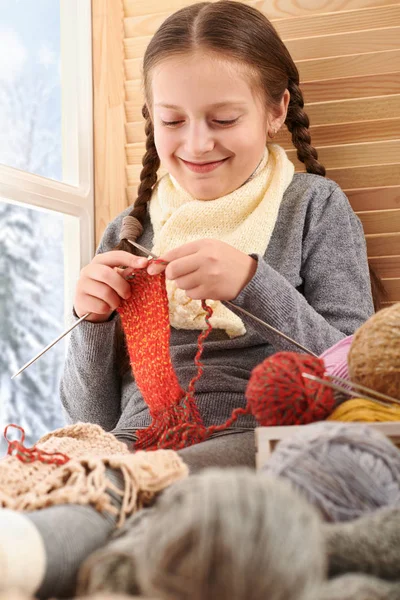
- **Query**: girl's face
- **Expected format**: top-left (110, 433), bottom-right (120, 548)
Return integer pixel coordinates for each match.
top-left (150, 53), bottom-right (270, 200)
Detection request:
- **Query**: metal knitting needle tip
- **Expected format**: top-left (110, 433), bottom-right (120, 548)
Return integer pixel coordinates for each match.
top-left (302, 372), bottom-right (396, 408)
top-left (11, 312), bottom-right (91, 379)
top-left (127, 239), bottom-right (159, 260)
top-left (327, 373), bottom-right (400, 406)
top-left (11, 243), bottom-right (159, 380)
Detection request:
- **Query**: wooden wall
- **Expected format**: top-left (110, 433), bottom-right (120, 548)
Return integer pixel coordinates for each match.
top-left (92, 0), bottom-right (400, 303)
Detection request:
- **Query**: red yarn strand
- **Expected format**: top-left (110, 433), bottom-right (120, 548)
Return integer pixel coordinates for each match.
top-left (4, 424), bottom-right (70, 465)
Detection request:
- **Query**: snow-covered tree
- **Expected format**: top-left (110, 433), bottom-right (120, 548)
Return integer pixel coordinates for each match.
top-left (0, 71), bottom-right (66, 450)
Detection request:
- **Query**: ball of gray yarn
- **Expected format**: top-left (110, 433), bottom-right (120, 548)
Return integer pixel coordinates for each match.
top-left (135, 468), bottom-right (325, 600)
top-left (263, 422), bottom-right (400, 522)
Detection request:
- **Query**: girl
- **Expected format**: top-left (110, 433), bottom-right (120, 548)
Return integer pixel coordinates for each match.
top-left (1, 2), bottom-right (376, 598)
top-left (64, 0), bottom-right (374, 457)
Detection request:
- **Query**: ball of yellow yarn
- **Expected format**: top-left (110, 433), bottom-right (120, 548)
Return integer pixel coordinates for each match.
top-left (328, 398), bottom-right (400, 422)
top-left (348, 302), bottom-right (400, 400)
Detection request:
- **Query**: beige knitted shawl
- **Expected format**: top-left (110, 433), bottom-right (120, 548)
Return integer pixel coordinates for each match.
top-left (0, 423), bottom-right (188, 527)
top-left (150, 144), bottom-right (294, 338)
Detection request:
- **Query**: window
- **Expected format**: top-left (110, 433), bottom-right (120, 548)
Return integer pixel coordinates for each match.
top-left (0, 0), bottom-right (94, 450)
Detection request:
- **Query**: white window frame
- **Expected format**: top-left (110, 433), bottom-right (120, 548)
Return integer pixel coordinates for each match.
top-left (0, 0), bottom-right (94, 324)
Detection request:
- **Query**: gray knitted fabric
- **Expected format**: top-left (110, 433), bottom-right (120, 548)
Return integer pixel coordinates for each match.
top-left (60, 173), bottom-right (374, 433)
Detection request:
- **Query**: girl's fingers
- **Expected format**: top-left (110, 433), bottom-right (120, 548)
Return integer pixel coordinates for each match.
top-left (79, 280), bottom-right (123, 313)
top-left (164, 254), bottom-right (199, 280)
top-left (147, 261), bottom-right (168, 276)
top-left (174, 272), bottom-right (201, 292)
top-left (84, 264), bottom-right (132, 300)
top-left (92, 250), bottom-right (149, 269)
top-left (114, 266), bottom-right (136, 280)
top-left (148, 254), bottom-right (199, 278)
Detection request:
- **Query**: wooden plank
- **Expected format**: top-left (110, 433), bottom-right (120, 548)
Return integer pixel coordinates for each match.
top-left (125, 27), bottom-right (400, 61)
top-left (346, 186), bottom-right (400, 211)
top-left (369, 255), bottom-right (400, 278)
top-left (366, 232), bottom-right (400, 256)
top-left (307, 95), bottom-right (400, 126)
top-left (128, 118), bottom-right (400, 147)
top-left (288, 140), bottom-right (400, 171)
top-left (128, 163), bottom-right (400, 193)
top-left (297, 49), bottom-right (400, 83)
top-left (126, 121), bottom-right (146, 144)
top-left (123, 5), bottom-right (400, 41)
top-left (126, 142), bottom-right (146, 164)
top-left (126, 95), bottom-right (400, 126)
top-left (286, 27), bottom-right (400, 62)
top-left (276, 119), bottom-right (400, 149)
top-left (124, 49), bottom-right (400, 85)
top-left (124, 36), bottom-right (151, 60)
top-left (125, 140), bottom-right (400, 170)
top-left (382, 277), bottom-right (400, 300)
top-left (255, 423), bottom-right (400, 468)
top-left (125, 79), bottom-right (144, 104)
top-left (357, 208), bottom-right (400, 234)
top-left (93, 0), bottom-right (128, 247)
top-left (328, 164), bottom-right (400, 189)
top-left (123, 0), bottom-right (400, 20)
top-left (273, 5), bottom-right (400, 39)
top-left (127, 164), bottom-right (147, 186)
top-left (302, 72), bottom-right (400, 103)
top-left (124, 12), bottom-right (169, 37)
top-left (126, 58), bottom-right (142, 81)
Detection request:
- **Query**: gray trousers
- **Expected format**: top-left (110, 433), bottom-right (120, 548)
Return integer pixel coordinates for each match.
top-left (115, 427), bottom-right (256, 473)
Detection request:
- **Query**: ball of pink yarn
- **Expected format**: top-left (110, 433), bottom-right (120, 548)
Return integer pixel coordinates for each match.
top-left (319, 335), bottom-right (353, 381)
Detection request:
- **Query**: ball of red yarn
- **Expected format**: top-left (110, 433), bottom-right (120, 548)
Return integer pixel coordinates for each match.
top-left (246, 352), bottom-right (335, 426)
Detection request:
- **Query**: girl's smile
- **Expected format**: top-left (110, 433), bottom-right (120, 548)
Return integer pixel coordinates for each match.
top-left (179, 156), bottom-right (230, 174)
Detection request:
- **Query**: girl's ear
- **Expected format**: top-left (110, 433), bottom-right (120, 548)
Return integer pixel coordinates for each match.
top-left (268, 89), bottom-right (290, 137)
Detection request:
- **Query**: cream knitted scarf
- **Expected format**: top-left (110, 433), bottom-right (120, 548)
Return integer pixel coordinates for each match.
top-left (149, 144), bottom-right (295, 338)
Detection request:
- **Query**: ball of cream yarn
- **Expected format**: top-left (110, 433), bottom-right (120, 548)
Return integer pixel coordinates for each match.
top-left (135, 468), bottom-right (325, 600)
top-left (348, 302), bottom-right (400, 399)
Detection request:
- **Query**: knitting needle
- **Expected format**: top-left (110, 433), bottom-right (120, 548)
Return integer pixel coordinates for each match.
top-left (328, 373), bottom-right (400, 406)
top-left (11, 258), bottom-right (144, 379)
top-left (302, 373), bottom-right (400, 407)
top-left (11, 312), bottom-right (91, 379)
top-left (127, 239), bottom-right (318, 357)
top-left (10, 244), bottom-right (160, 379)
top-left (11, 239), bottom-right (315, 379)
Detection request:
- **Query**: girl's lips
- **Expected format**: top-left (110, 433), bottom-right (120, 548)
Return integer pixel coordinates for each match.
top-left (180, 157), bottom-right (229, 173)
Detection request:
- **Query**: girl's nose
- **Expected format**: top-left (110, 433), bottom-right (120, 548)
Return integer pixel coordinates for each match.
top-left (185, 121), bottom-right (215, 157)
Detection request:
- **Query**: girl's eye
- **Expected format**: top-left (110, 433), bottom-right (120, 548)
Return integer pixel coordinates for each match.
top-left (160, 118), bottom-right (240, 127)
top-left (161, 120), bottom-right (184, 127)
top-left (214, 118), bottom-right (239, 126)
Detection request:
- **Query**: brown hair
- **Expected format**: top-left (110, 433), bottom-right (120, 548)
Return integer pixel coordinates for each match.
top-left (115, 0), bottom-right (385, 311)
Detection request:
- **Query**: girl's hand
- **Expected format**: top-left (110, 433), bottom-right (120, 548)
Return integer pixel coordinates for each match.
top-left (147, 240), bottom-right (257, 301)
top-left (74, 251), bottom-right (149, 322)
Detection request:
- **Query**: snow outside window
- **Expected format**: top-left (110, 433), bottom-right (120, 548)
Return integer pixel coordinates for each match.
top-left (0, 0), bottom-right (94, 449)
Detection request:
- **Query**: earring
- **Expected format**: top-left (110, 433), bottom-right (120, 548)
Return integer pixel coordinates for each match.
top-left (269, 127), bottom-right (277, 138)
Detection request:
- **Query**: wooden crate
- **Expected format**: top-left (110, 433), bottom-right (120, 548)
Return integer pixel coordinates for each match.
top-left (255, 422), bottom-right (400, 470)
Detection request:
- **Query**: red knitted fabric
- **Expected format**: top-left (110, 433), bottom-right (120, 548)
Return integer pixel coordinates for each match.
top-left (117, 267), bottom-right (335, 450)
top-left (117, 268), bottom-right (220, 450)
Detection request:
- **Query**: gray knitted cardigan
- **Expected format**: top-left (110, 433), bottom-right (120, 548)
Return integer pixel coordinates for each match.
top-left (60, 173), bottom-right (374, 434)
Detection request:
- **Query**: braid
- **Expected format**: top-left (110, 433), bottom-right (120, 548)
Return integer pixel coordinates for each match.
top-left (117, 104), bottom-right (161, 253)
top-left (285, 80), bottom-right (325, 177)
